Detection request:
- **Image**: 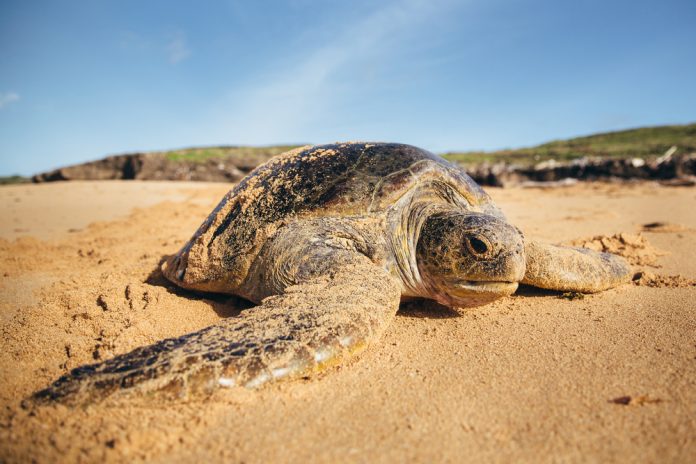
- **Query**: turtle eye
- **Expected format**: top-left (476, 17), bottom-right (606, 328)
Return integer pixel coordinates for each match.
top-left (465, 235), bottom-right (491, 258)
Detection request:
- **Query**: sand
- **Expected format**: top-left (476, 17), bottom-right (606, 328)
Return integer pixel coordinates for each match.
top-left (0, 180), bottom-right (694, 463)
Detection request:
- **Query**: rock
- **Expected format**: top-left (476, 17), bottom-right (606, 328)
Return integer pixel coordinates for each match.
top-left (33, 153), bottom-right (247, 183)
top-left (466, 152), bottom-right (696, 186)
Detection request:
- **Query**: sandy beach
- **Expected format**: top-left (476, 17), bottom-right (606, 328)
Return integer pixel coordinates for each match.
top-left (0, 180), bottom-right (694, 463)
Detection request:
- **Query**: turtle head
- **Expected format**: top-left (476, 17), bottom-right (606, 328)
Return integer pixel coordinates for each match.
top-left (416, 211), bottom-right (525, 307)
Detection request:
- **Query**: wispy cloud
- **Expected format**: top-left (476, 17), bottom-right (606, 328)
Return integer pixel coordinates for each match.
top-left (167, 32), bottom-right (191, 64)
top-left (215, 0), bottom-right (453, 142)
top-left (0, 92), bottom-right (20, 109)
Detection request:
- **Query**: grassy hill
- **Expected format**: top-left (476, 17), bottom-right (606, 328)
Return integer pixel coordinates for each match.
top-left (161, 145), bottom-right (302, 166)
top-left (0, 175), bottom-right (30, 185)
top-left (151, 123), bottom-right (696, 168)
top-left (442, 123), bottom-right (696, 166)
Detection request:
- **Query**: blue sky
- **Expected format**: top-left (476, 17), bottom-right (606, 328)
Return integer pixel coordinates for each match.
top-left (1, 0), bottom-right (695, 176)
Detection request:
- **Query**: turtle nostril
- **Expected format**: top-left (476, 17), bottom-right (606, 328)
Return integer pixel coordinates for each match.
top-left (467, 236), bottom-right (489, 256)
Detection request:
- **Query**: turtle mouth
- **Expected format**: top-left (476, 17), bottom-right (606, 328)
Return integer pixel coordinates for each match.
top-left (452, 280), bottom-right (519, 295)
top-left (433, 279), bottom-right (519, 308)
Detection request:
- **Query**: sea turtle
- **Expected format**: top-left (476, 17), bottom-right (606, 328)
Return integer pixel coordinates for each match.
top-left (33, 143), bottom-right (631, 405)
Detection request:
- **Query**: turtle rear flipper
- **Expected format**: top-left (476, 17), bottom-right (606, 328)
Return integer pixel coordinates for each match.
top-left (30, 253), bottom-right (401, 406)
top-left (522, 240), bottom-right (631, 293)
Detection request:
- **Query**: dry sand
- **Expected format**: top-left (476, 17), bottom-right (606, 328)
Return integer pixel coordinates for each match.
top-left (0, 180), bottom-right (694, 463)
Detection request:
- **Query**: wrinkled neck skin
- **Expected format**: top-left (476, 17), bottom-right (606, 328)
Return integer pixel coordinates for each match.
top-left (384, 181), bottom-right (500, 303)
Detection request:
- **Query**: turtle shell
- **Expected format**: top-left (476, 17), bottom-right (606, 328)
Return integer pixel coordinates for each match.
top-left (169, 142), bottom-right (492, 291)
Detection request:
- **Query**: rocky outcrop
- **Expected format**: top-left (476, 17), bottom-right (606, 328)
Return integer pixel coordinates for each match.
top-left (33, 150), bottom-right (696, 186)
top-left (464, 152), bottom-right (696, 186)
top-left (33, 153), bottom-right (248, 183)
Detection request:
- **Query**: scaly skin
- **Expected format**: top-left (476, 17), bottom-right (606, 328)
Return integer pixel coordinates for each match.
top-left (522, 241), bottom-right (632, 293)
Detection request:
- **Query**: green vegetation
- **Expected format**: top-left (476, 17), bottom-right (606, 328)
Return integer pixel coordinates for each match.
top-left (147, 123), bottom-right (696, 169)
top-left (0, 175), bottom-right (30, 185)
top-left (163, 145), bottom-right (302, 165)
top-left (442, 123), bottom-right (696, 166)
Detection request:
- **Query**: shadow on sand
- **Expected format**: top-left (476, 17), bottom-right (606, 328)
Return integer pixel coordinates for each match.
top-left (514, 284), bottom-right (564, 299)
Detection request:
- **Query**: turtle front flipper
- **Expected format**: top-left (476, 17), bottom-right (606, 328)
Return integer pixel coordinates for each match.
top-left (30, 255), bottom-right (401, 406)
top-left (522, 240), bottom-right (631, 293)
